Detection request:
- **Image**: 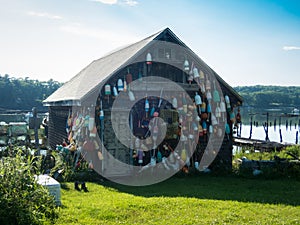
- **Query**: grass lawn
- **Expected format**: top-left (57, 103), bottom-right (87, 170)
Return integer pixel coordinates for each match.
top-left (56, 174), bottom-right (300, 225)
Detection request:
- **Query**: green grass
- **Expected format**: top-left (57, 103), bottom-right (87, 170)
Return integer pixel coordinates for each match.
top-left (56, 175), bottom-right (300, 225)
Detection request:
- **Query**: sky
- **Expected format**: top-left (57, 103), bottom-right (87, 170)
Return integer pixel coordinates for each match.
top-left (0, 0), bottom-right (299, 87)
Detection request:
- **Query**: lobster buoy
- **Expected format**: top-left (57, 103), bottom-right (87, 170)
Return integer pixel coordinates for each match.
top-left (113, 86), bottom-right (118, 97)
top-left (213, 81), bottom-right (220, 103)
top-left (150, 104), bottom-right (155, 117)
top-left (188, 74), bottom-right (193, 85)
top-left (209, 125), bottom-right (213, 134)
top-left (183, 59), bottom-right (189, 72)
top-left (117, 78), bottom-right (124, 92)
top-left (138, 150), bottom-right (143, 164)
top-left (194, 92), bottom-right (202, 106)
top-left (200, 102), bottom-right (206, 113)
top-left (128, 84), bottom-right (135, 101)
top-left (225, 123), bottom-right (231, 134)
top-left (216, 105), bottom-right (221, 118)
top-left (202, 121), bottom-right (207, 134)
top-left (157, 150), bottom-right (162, 163)
top-left (99, 109), bottom-right (104, 120)
top-left (205, 78), bottom-right (211, 90)
top-left (207, 102), bottom-right (211, 113)
top-left (126, 68), bottom-right (132, 84)
top-left (146, 53), bottom-right (152, 65)
top-left (200, 70), bottom-right (205, 80)
top-left (104, 84), bottom-right (111, 95)
top-left (172, 97), bottom-right (178, 109)
top-left (193, 67), bottom-right (200, 79)
top-left (225, 95), bottom-right (231, 111)
top-left (198, 124), bottom-right (203, 136)
top-left (211, 114), bottom-right (218, 126)
top-left (225, 95), bottom-right (230, 104)
top-left (220, 101), bottom-right (226, 113)
top-left (145, 98), bottom-right (149, 112)
top-left (84, 114), bottom-right (90, 127)
top-left (206, 91), bottom-right (212, 101)
top-left (90, 126), bottom-right (97, 137)
top-left (88, 117), bottom-right (95, 131)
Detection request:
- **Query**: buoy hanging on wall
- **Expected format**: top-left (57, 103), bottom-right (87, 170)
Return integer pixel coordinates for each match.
top-left (183, 59), bottom-right (189, 72)
top-left (145, 97), bottom-right (149, 118)
top-left (172, 96), bottom-right (178, 109)
top-left (113, 86), bottom-right (118, 97)
top-left (194, 92), bottom-right (202, 105)
top-left (99, 109), bottom-right (104, 120)
top-left (206, 90), bottom-right (212, 102)
top-left (105, 84), bottom-right (111, 95)
top-left (99, 100), bottom-right (104, 120)
top-left (146, 53), bottom-right (152, 65)
top-left (104, 84), bottom-right (111, 103)
top-left (88, 116), bottom-right (95, 131)
top-left (128, 84), bottom-right (135, 101)
top-left (117, 78), bottom-right (124, 92)
top-left (213, 80), bottom-right (220, 103)
top-left (126, 68), bottom-right (132, 84)
top-left (194, 92), bottom-right (202, 114)
top-left (225, 95), bottom-right (231, 111)
top-left (205, 77), bottom-right (211, 90)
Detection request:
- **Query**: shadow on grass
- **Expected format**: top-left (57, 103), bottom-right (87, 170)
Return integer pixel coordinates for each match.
top-left (99, 173), bottom-right (300, 206)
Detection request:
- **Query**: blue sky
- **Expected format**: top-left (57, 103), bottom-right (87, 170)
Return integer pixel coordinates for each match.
top-left (0, 0), bottom-right (299, 86)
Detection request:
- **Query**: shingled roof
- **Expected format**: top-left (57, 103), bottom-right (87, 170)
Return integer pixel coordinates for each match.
top-left (43, 28), bottom-right (242, 106)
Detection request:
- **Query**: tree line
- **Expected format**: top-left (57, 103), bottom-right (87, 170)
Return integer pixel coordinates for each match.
top-left (234, 85), bottom-right (300, 110)
top-left (0, 74), bottom-right (62, 112)
top-left (0, 74), bottom-right (299, 112)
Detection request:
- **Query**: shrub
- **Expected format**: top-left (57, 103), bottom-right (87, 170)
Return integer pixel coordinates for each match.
top-left (233, 145), bottom-right (300, 180)
top-left (285, 145), bottom-right (300, 159)
top-left (0, 148), bottom-right (58, 225)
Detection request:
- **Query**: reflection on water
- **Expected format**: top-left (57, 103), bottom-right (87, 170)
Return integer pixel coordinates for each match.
top-left (236, 107), bottom-right (300, 144)
top-left (234, 124), bottom-right (299, 144)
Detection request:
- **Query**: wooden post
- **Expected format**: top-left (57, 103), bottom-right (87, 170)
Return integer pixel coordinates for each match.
top-left (249, 115), bottom-right (253, 139)
top-left (263, 112), bottom-right (269, 142)
top-left (279, 128), bottom-right (282, 143)
top-left (32, 107), bottom-right (39, 149)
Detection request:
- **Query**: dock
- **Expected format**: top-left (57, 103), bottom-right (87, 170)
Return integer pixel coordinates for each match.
top-left (233, 137), bottom-right (294, 152)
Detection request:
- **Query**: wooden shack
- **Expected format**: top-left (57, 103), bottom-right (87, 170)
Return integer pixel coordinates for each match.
top-left (43, 28), bottom-right (242, 178)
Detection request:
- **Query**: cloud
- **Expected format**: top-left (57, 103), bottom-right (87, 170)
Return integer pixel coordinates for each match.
top-left (122, 0), bottom-right (138, 6)
top-left (90, 0), bottom-right (138, 6)
top-left (282, 46), bottom-right (300, 51)
top-left (26, 11), bottom-right (63, 20)
top-left (90, 0), bottom-right (118, 5)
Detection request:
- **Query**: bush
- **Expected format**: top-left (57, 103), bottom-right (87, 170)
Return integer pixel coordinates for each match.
top-left (0, 148), bottom-right (58, 225)
top-left (285, 145), bottom-right (300, 159)
top-left (233, 145), bottom-right (300, 180)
